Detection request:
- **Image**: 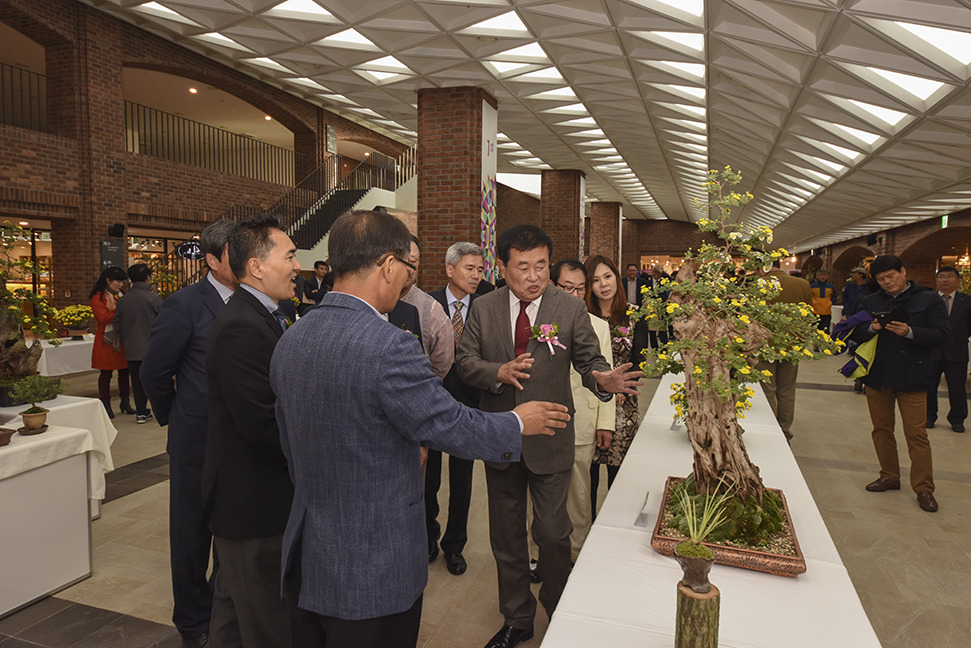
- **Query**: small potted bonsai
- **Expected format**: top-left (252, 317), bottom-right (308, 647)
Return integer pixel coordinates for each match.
top-left (10, 374), bottom-right (64, 434)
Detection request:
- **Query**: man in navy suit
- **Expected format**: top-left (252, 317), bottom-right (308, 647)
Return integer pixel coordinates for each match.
top-left (142, 219), bottom-right (237, 648)
top-left (304, 260), bottom-right (329, 304)
top-left (204, 214), bottom-right (302, 647)
top-left (426, 241), bottom-right (485, 576)
top-left (270, 210), bottom-right (570, 648)
top-left (927, 266), bottom-right (971, 433)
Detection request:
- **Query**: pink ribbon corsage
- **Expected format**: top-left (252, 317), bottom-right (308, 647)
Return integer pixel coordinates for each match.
top-left (531, 323), bottom-right (567, 355)
top-left (612, 325), bottom-right (632, 348)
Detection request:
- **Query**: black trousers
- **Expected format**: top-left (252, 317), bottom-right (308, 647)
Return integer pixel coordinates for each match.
top-left (170, 460), bottom-right (216, 639)
top-left (927, 359), bottom-right (969, 424)
top-left (128, 360), bottom-right (149, 415)
top-left (424, 450), bottom-right (474, 554)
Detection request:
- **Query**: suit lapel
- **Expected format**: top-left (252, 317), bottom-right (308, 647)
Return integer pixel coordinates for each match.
top-left (235, 287), bottom-right (283, 340)
top-left (493, 287), bottom-right (515, 360)
top-left (532, 288), bottom-right (561, 356)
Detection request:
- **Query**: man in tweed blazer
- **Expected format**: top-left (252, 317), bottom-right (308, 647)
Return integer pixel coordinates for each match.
top-left (455, 225), bottom-right (640, 648)
top-left (270, 210), bottom-right (570, 648)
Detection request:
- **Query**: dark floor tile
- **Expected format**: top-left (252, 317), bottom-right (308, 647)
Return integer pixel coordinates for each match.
top-left (0, 598), bottom-right (72, 636)
top-left (103, 482), bottom-right (138, 503)
top-left (0, 636), bottom-right (48, 647)
top-left (68, 615), bottom-right (176, 648)
top-left (15, 603), bottom-right (120, 647)
top-left (149, 632), bottom-right (184, 648)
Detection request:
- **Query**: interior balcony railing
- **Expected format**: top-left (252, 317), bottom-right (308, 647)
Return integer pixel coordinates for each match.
top-left (124, 101), bottom-right (303, 185)
top-left (0, 62), bottom-right (48, 132)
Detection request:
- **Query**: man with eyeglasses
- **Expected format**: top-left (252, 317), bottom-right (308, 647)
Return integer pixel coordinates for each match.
top-left (547, 260), bottom-right (614, 561)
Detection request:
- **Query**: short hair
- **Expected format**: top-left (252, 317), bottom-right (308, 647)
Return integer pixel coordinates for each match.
top-left (771, 260), bottom-right (782, 269)
top-left (445, 242), bottom-right (485, 267)
top-left (626, 263), bottom-right (638, 271)
top-left (328, 209), bottom-right (411, 278)
top-left (200, 219), bottom-right (235, 267)
top-left (938, 266), bottom-right (960, 278)
top-left (869, 255), bottom-right (904, 276)
top-left (228, 214), bottom-right (283, 279)
top-left (497, 225), bottom-right (552, 264)
top-left (551, 259), bottom-right (587, 284)
top-left (127, 263), bottom-right (152, 283)
top-left (815, 268), bottom-right (829, 275)
top-left (410, 234), bottom-right (420, 249)
top-left (314, 260), bottom-right (327, 270)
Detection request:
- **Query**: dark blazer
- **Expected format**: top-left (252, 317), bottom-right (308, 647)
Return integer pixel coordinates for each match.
top-left (943, 291), bottom-right (971, 362)
top-left (141, 275), bottom-right (226, 464)
top-left (304, 276), bottom-right (328, 303)
top-left (114, 281), bottom-right (163, 361)
top-left (622, 275), bottom-right (648, 306)
top-left (203, 287), bottom-right (292, 539)
top-left (429, 289), bottom-right (478, 406)
top-left (388, 299), bottom-right (423, 347)
top-left (270, 292), bottom-right (521, 620)
top-left (455, 285), bottom-right (611, 474)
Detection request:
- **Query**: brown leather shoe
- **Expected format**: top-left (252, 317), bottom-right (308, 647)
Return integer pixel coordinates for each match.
top-left (865, 476), bottom-right (901, 492)
top-left (917, 491), bottom-right (939, 512)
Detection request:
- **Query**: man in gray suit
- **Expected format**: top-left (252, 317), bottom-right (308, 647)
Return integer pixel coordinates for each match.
top-left (114, 262), bottom-right (162, 424)
top-left (455, 225), bottom-right (640, 648)
top-left (270, 210), bottom-right (571, 648)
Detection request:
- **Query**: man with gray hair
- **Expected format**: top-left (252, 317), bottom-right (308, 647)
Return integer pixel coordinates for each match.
top-left (400, 235), bottom-right (453, 379)
top-left (425, 242), bottom-right (486, 575)
top-left (142, 219), bottom-right (239, 648)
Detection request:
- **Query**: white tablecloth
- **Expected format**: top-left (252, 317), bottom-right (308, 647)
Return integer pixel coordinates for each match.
top-left (0, 395), bottom-right (116, 499)
top-left (0, 425), bottom-right (98, 497)
top-left (37, 335), bottom-right (95, 376)
top-left (544, 373), bottom-right (880, 647)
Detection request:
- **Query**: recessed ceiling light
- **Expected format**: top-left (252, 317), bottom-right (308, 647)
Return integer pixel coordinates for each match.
top-left (189, 88), bottom-right (198, 94)
top-left (19, 221), bottom-right (28, 226)
top-left (265, 115), bottom-right (272, 120)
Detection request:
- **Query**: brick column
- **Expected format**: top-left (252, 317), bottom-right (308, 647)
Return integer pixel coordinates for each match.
top-left (589, 202), bottom-right (621, 264)
top-left (540, 169), bottom-right (584, 262)
top-left (621, 219), bottom-right (640, 271)
top-left (417, 86), bottom-right (497, 289)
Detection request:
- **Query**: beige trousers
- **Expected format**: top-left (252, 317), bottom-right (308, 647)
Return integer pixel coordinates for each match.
top-left (865, 387), bottom-right (935, 493)
top-left (756, 359), bottom-right (799, 438)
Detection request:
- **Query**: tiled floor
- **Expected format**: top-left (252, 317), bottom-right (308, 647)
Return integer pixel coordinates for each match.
top-left (3, 358), bottom-right (970, 647)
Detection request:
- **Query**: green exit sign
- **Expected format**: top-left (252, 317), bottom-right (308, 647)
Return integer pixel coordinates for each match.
top-left (942, 214), bottom-right (949, 228)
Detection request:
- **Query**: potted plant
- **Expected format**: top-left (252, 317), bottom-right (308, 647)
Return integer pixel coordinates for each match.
top-left (10, 374), bottom-right (64, 434)
top-left (640, 168), bottom-right (843, 575)
top-left (54, 304), bottom-right (94, 339)
top-left (0, 221), bottom-right (62, 384)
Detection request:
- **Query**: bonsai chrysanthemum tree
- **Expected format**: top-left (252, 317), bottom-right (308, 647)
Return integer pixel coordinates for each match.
top-left (639, 167), bottom-right (843, 543)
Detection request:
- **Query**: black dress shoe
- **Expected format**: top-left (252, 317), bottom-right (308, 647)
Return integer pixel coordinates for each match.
top-left (444, 551), bottom-right (467, 575)
top-left (182, 632), bottom-right (209, 648)
top-left (917, 491), bottom-right (939, 512)
top-left (926, 419), bottom-right (936, 429)
top-left (951, 422), bottom-right (965, 433)
top-left (428, 543), bottom-right (439, 563)
top-left (484, 624), bottom-right (533, 648)
top-left (865, 476), bottom-right (901, 492)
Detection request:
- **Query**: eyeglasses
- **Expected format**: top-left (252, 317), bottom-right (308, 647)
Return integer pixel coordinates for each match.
top-left (396, 256), bottom-right (418, 276)
top-left (557, 282), bottom-right (586, 296)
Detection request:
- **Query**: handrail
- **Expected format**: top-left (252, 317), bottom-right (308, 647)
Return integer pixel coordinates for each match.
top-left (124, 100), bottom-right (304, 185)
top-left (0, 62), bottom-right (48, 132)
top-left (395, 145), bottom-right (417, 187)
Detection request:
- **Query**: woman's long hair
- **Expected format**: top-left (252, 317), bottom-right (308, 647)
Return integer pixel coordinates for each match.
top-left (90, 266), bottom-right (127, 299)
top-left (584, 255), bottom-right (629, 326)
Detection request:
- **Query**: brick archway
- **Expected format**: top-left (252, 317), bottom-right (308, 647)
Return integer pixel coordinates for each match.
top-left (898, 226), bottom-right (971, 287)
top-left (802, 254), bottom-right (823, 278)
top-left (832, 246), bottom-right (874, 286)
top-left (340, 135), bottom-right (407, 160)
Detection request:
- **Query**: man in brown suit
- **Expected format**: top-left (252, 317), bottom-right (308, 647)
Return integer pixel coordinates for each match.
top-left (455, 226), bottom-right (639, 648)
top-left (758, 260), bottom-right (813, 441)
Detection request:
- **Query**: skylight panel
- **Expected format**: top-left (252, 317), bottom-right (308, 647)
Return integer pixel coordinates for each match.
top-left (673, 103), bottom-right (705, 117)
top-left (667, 130), bottom-right (707, 143)
top-left (829, 122), bottom-right (881, 145)
top-left (363, 56), bottom-right (411, 73)
top-left (134, 2), bottom-right (201, 26)
top-left (493, 43), bottom-right (548, 61)
top-left (663, 61), bottom-right (705, 79)
top-left (868, 67), bottom-right (944, 100)
top-left (288, 77), bottom-right (330, 91)
top-left (193, 32), bottom-right (252, 52)
top-left (265, 0), bottom-right (335, 19)
top-left (318, 28), bottom-right (379, 49)
top-left (514, 68), bottom-right (563, 82)
top-left (847, 99), bottom-right (908, 126)
top-left (543, 103), bottom-right (589, 114)
top-left (896, 22), bottom-right (971, 65)
top-left (647, 31), bottom-right (704, 52)
top-left (529, 88), bottom-right (578, 100)
top-left (782, 162), bottom-right (832, 184)
top-left (462, 11), bottom-right (530, 35)
top-left (361, 71), bottom-right (398, 81)
top-left (248, 57), bottom-right (294, 73)
top-left (576, 139), bottom-right (612, 147)
top-left (486, 61), bottom-right (531, 76)
top-left (643, 0), bottom-right (703, 18)
top-left (556, 117), bottom-right (597, 126)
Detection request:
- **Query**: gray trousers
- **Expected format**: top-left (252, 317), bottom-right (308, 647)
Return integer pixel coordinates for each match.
top-left (757, 359), bottom-right (799, 439)
top-left (210, 534), bottom-right (291, 648)
top-left (485, 461), bottom-right (572, 629)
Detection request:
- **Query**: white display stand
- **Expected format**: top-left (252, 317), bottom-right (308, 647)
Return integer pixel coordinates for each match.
top-left (543, 374), bottom-right (881, 647)
top-left (0, 426), bottom-right (93, 618)
top-left (36, 335), bottom-right (95, 376)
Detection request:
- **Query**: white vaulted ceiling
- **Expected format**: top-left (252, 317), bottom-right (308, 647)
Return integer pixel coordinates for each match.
top-left (79, 0), bottom-right (971, 252)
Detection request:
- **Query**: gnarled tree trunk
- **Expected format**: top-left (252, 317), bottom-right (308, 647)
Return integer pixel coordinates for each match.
top-left (0, 308), bottom-right (42, 379)
top-left (672, 258), bottom-right (769, 503)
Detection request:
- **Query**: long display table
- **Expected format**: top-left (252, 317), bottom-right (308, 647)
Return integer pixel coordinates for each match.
top-left (543, 374), bottom-right (881, 647)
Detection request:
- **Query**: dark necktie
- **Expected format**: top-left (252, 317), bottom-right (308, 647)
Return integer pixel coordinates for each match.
top-left (272, 309), bottom-right (288, 331)
top-left (946, 294), bottom-right (952, 315)
top-left (451, 301), bottom-right (464, 343)
top-left (514, 300), bottom-right (531, 356)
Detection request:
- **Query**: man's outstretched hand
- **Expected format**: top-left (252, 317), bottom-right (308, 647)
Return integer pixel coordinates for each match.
top-left (593, 362), bottom-right (642, 396)
top-left (514, 401), bottom-right (570, 436)
top-left (498, 353), bottom-right (534, 390)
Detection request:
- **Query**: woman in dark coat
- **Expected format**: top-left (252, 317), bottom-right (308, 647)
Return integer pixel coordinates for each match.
top-left (90, 266), bottom-right (132, 418)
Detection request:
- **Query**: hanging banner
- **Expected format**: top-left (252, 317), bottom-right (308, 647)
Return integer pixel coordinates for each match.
top-left (578, 175), bottom-right (586, 258)
top-left (480, 100), bottom-right (498, 283)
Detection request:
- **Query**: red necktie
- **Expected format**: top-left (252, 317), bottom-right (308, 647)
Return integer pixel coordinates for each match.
top-left (514, 300), bottom-right (531, 356)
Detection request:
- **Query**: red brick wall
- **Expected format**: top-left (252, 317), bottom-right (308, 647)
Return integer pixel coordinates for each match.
top-left (634, 220), bottom-right (719, 258)
top-left (0, 0), bottom-right (409, 306)
top-left (417, 86), bottom-right (496, 289)
top-left (589, 202), bottom-right (620, 264)
top-left (496, 183), bottom-right (541, 234)
top-left (541, 169), bottom-right (584, 262)
top-left (621, 219), bottom-right (639, 269)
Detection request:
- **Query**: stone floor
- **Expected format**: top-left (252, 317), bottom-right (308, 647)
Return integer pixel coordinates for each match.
top-left (2, 357), bottom-right (970, 647)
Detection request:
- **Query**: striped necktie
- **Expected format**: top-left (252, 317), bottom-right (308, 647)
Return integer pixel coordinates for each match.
top-left (451, 301), bottom-right (464, 342)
